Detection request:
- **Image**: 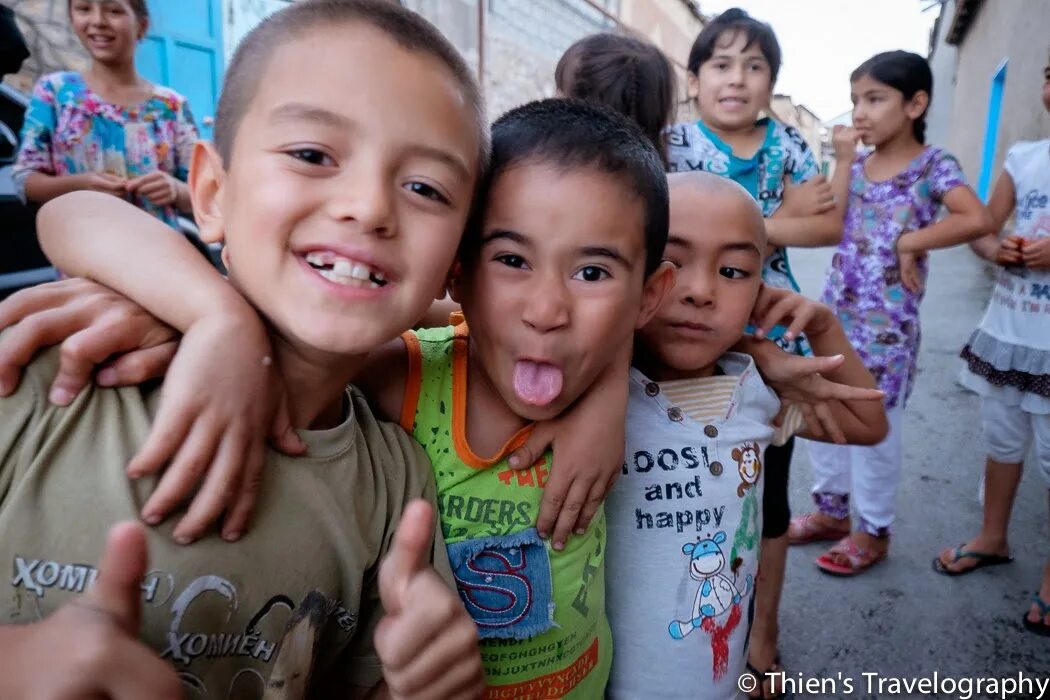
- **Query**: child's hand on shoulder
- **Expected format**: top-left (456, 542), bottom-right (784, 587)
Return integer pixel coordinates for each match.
top-left (376, 500), bottom-right (483, 700)
top-left (507, 348), bottom-right (629, 550)
top-left (0, 279), bottom-right (305, 543)
top-left (132, 310), bottom-right (305, 544)
top-left (0, 278), bottom-right (178, 402)
top-left (0, 522), bottom-right (182, 700)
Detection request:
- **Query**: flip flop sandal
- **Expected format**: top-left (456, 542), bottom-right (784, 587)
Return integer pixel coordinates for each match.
top-left (787, 513), bottom-right (850, 545)
top-left (816, 536), bottom-right (886, 576)
top-left (744, 655), bottom-right (789, 699)
top-left (1022, 594), bottom-right (1050, 637)
top-left (931, 545), bottom-right (1013, 577)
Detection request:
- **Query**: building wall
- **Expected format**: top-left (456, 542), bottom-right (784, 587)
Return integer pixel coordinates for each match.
top-left (407, 0), bottom-right (701, 122)
top-left (769, 95), bottom-right (824, 161)
top-left (224, 0), bottom-right (294, 59)
top-left (4, 0), bottom-right (704, 126)
top-left (3, 0), bottom-right (90, 94)
top-left (936, 0), bottom-right (1050, 181)
top-left (925, 0), bottom-right (957, 149)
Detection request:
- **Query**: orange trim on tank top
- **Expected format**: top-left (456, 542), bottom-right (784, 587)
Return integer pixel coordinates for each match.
top-left (399, 332), bottom-right (422, 432)
top-left (451, 321), bottom-right (534, 469)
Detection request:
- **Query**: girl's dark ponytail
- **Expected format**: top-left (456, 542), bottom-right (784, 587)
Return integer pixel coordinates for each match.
top-left (913, 114), bottom-right (927, 144)
top-left (851, 50), bottom-right (933, 144)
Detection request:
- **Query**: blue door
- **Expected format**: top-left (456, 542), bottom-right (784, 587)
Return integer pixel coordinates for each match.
top-left (137, 0), bottom-right (224, 140)
top-left (977, 60), bottom-right (1008, 201)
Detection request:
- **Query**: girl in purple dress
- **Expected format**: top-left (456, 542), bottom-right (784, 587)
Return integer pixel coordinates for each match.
top-left (787, 51), bottom-right (992, 575)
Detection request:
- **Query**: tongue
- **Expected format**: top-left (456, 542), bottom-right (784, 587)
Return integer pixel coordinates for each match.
top-left (513, 361), bottom-right (564, 407)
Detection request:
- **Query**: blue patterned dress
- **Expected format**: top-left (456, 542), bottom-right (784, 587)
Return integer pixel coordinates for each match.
top-left (666, 117), bottom-right (822, 356)
top-left (14, 71), bottom-right (198, 228)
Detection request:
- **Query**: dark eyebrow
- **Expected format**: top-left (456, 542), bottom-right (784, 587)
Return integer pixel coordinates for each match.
top-left (269, 103), bottom-right (470, 179)
top-left (482, 231), bottom-right (632, 269)
top-left (580, 245), bottom-right (632, 270)
top-left (269, 102), bottom-right (350, 129)
top-left (481, 229), bottom-right (530, 247)
top-left (721, 241), bottom-right (763, 256)
top-left (405, 144), bottom-right (472, 181)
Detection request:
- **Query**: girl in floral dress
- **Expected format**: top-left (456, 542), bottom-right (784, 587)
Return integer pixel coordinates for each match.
top-left (14, 0), bottom-right (198, 228)
top-left (787, 51), bottom-right (992, 575)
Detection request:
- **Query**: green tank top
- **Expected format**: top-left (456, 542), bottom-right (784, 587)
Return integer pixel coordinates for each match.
top-left (402, 323), bottom-right (611, 698)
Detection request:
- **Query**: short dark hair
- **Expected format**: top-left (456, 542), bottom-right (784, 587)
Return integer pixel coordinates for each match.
top-left (687, 7), bottom-right (781, 84)
top-left (214, 0), bottom-right (487, 167)
top-left (851, 51), bottom-right (933, 144)
top-left (465, 98), bottom-right (668, 278)
top-left (555, 33), bottom-right (676, 167)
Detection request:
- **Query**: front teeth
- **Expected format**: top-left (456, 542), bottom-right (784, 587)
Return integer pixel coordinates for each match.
top-left (307, 253), bottom-right (386, 288)
top-left (318, 268), bottom-right (382, 288)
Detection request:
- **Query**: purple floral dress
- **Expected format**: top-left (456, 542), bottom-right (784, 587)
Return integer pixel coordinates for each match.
top-left (821, 147), bottom-right (966, 408)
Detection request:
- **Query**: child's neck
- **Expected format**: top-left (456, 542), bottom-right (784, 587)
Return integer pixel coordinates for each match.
top-left (634, 344), bottom-right (717, 382)
top-left (85, 61), bottom-right (148, 105)
top-left (272, 336), bottom-right (368, 431)
top-left (465, 341), bottom-right (532, 460)
top-left (701, 116), bottom-right (765, 159)
top-left (868, 128), bottom-right (925, 176)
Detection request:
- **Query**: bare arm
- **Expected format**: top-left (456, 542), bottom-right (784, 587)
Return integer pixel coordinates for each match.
top-left (38, 191), bottom-right (249, 330)
top-left (750, 287), bottom-right (887, 445)
top-left (897, 185), bottom-right (994, 254)
top-left (969, 171), bottom-right (1017, 262)
top-left (765, 185), bottom-right (846, 248)
top-left (764, 129), bottom-right (854, 249)
top-left (24, 171), bottom-right (128, 203)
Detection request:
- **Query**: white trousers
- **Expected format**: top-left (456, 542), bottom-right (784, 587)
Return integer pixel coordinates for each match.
top-left (807, 404), bottom-right (904, 536)
top-left (981, 397), bottom-right (1050, 484)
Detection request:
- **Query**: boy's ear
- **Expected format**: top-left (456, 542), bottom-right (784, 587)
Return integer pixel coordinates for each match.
top-left (636, 261), bottom-right (676, 329)
top-left (906, 90), bottom-right (930, 120)
top-left (686, 72), bottom-right (699, 100)
top-left (189, 141), bottom-right (227, 245)
top-left (439, 260), bottom-right (463, 301)
top-left (447, 259), bottom-right (466, 304)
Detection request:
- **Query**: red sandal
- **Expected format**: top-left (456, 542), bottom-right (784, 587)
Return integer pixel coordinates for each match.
top-left (786, 513), bottom-right (850, 545)
top-left (816, 536), bottom-right (887, 576)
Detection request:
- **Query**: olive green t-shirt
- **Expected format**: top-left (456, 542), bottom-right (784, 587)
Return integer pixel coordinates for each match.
top-left (0, 345), bottom-right (447, 698)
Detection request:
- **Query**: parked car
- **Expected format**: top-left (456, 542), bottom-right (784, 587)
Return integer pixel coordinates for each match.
top-left (0, 82), bottom-right (55, 301)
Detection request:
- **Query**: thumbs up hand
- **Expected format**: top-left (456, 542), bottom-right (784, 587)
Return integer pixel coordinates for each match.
top-left (0, 522), bottom-right (183, 699)
top-left (374, 500), bottom-right (484, 700)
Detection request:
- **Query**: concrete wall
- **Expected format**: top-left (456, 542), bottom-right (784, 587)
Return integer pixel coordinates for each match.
top-left (770, 95), bottom-right (824, 162)
top-left (3, 0), bottom-right (90, 93)
top-left (407, 0), bottom-right (702, 122)
top-left (925, 0), bottom-right (957, 149)
top-left (4, 0), bottom-right (704, 126)
top-left (935, 0), bottom-right (1050, 182)
top-left (224, 0), bottom-right (294, 60)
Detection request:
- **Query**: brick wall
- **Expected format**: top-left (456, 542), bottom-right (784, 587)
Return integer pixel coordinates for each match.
top-left (3, 0), bottom-right (89, 94)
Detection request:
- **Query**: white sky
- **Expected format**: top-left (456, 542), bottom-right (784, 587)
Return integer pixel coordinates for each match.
top-left (696, 0), bottom-right (939, 122)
